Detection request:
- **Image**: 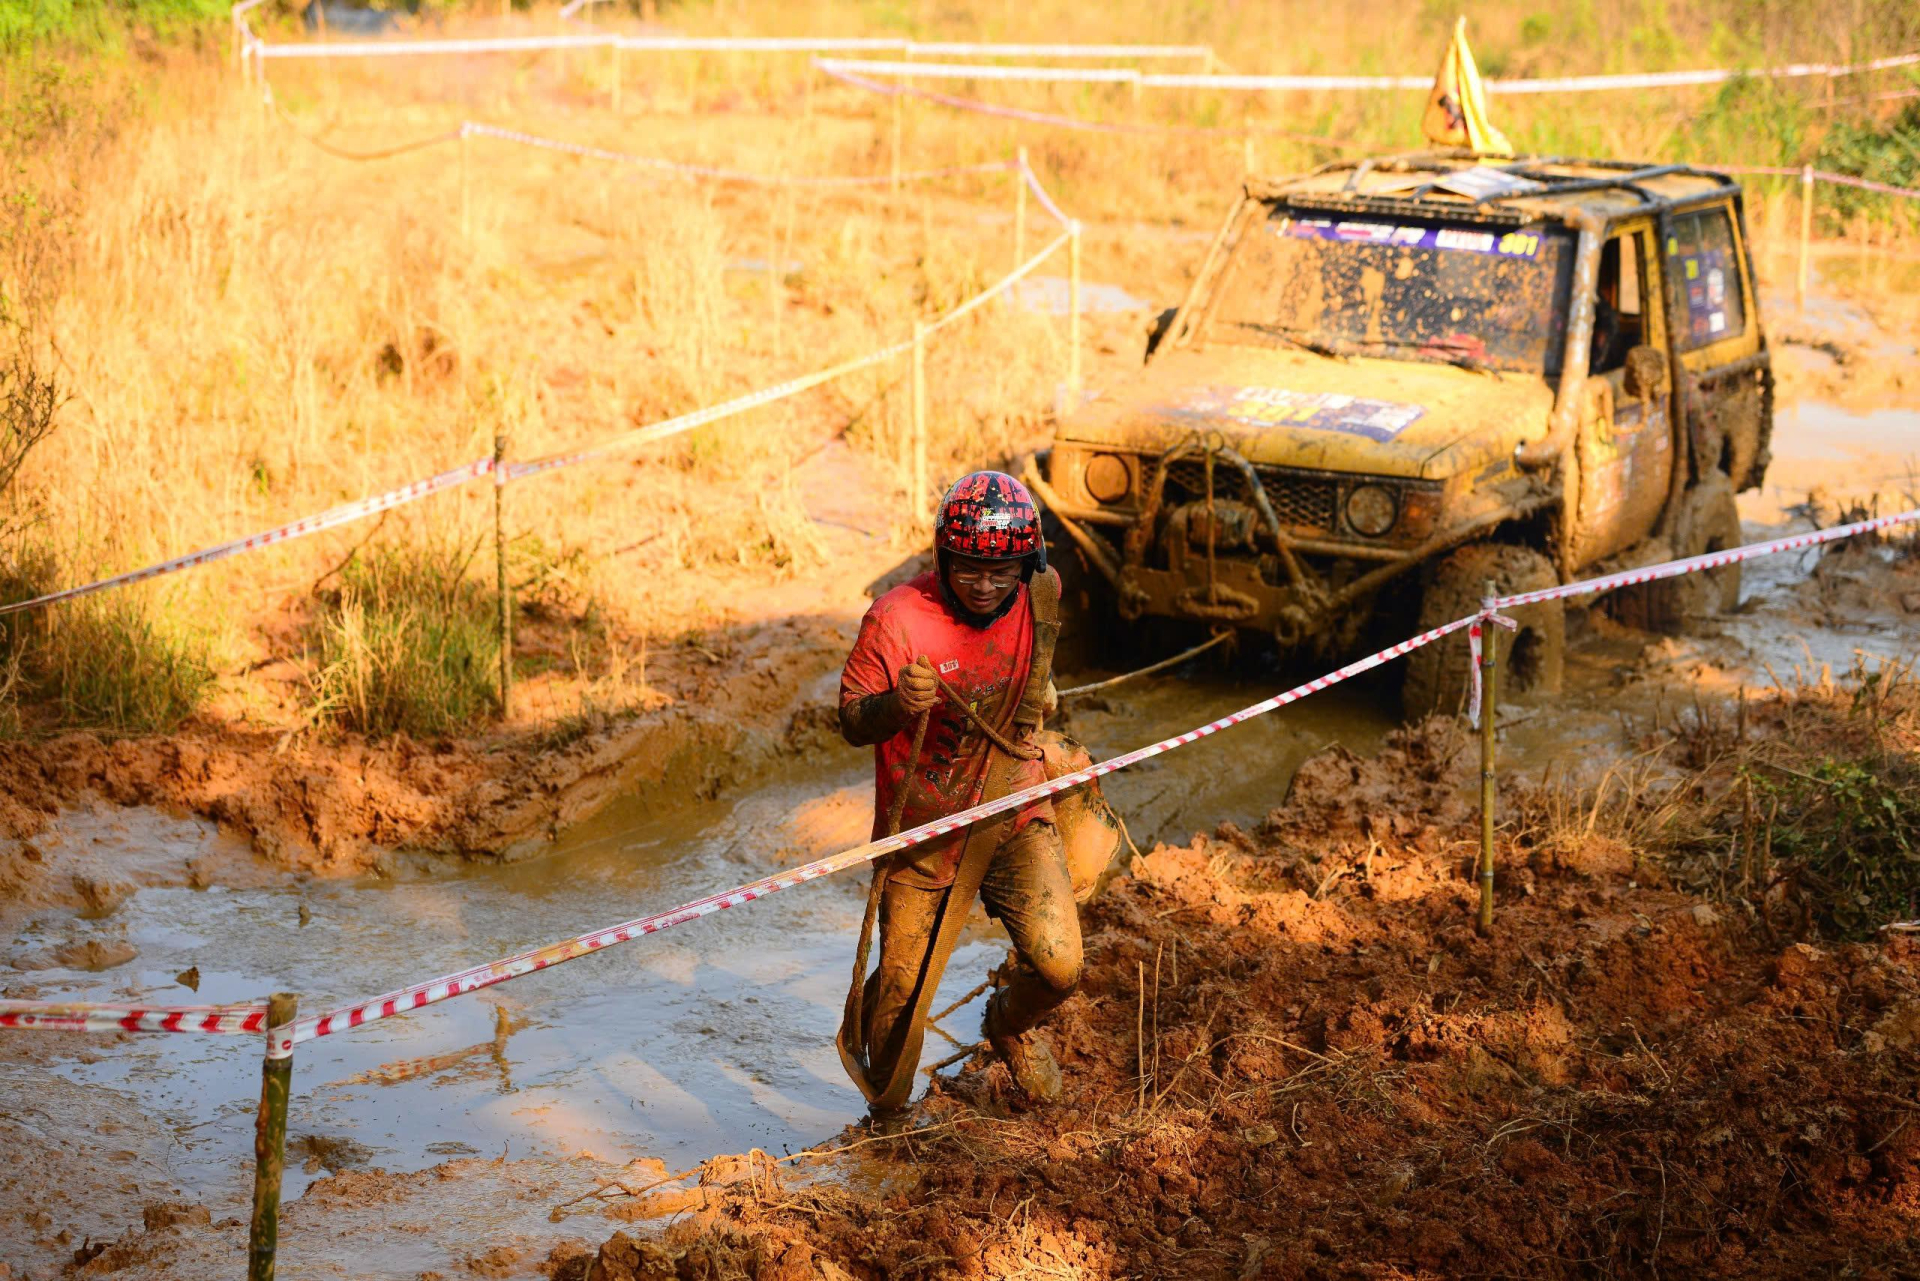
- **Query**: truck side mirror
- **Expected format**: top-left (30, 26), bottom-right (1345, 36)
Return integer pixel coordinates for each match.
top-left (1622, 345), bottom-right (1667, 399)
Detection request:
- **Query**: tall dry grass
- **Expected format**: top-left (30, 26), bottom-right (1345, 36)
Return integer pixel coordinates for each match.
top-left (2, 0), bottom-right (1917, 736)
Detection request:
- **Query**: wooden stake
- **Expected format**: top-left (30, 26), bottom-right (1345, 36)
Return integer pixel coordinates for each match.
top-left (911, 320), bottom-right (929, 523)
top-left (247, 992), bottom-right (298, 1281)
top-left (1014, 146), bottom-right (1028, 272)
top-left (494, 434), bottom-right (513, 719)
top-left (611, 38), bottom-right (622, 113)
top-left (1067, 221), bottom-right (1083, 401)
top-left (1797, 165), bottom-right (1813, 314)
top-left (1476, 580), bottom-right (1498, 937)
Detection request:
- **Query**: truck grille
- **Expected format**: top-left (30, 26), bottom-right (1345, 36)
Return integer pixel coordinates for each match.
top-left (1163, 460), bottom-right (1338, 532)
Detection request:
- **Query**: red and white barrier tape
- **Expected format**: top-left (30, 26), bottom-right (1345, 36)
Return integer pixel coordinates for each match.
top-left (0, 459), bottom-right (495, 617)
top-left (1492, 507), bottom-right (1920, 613)
top-left (259, 610), bottom-right (1482, 1057)
top-left (1462, 505), bottom-right (1920, 725)
top-left (925, 228), bottom-right (1072, 335)
top-left (0, 1001), bottom-right (267, 1037)
top-left (507, 224), bottom-right (1071, 482)
top-left (816, 61), bottom-right (1359, 147)
top-left (1717, 165), bottom-right (1920, 203)
top-left (1020, 165), bottom-right (1072, 230)
top-left (818, 49), bottom-right (1920, 94)
top-left (465, 122), bottom-right (1014, 188)
top-left (10, 504), bottom-right (1918, 1052)
top-left (250, 34), bottom-right (1215, 60)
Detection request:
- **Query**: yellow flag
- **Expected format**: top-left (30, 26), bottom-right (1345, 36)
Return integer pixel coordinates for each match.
top-left (1422, 16), bottom-right (1513, 156)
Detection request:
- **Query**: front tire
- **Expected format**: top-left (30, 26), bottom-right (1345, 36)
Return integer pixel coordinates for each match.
top-left (1401, 543), bottom-right (1565, 721)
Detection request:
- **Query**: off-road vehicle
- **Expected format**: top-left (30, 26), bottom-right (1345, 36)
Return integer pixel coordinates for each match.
top-left (1026, 152), bottom-right (1772, 716)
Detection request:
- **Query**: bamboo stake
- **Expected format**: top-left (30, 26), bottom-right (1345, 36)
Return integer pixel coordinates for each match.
top-left (1014, 147), bottom-right (1028, 274)
top-left (911, 320), bottom-right (929, 524)
top-left (247, 992), bottom-right (298, 1281)
top-left (460, 127), bottom-right (472, 248)
top-left (889, 83), bottom-right (904, 194)
top-left (1067, 221), bottom-right (1083, 401)
top-left (1797, 165), bottom-right (1813, 314)
top-left (494, 434), bottom-right (513, 719)
top-left (1476, 580), bottom-right (1498, 937)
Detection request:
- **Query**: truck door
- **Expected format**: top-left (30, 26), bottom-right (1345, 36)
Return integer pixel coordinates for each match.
top-left (1660, 200), bottom-right (1769, 491)
top-left (1567, 220), bottom-right (1673, 569)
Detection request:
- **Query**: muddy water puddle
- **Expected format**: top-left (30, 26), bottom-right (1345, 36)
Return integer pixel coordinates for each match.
top-left (0, 676), bottom-right (1404, 1276)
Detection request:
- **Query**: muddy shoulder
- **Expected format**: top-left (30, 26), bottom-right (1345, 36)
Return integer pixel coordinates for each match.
top-left (554, 720), bottom-right (1920, 1281)
top-left (0, 613), bottom-right (853, 908)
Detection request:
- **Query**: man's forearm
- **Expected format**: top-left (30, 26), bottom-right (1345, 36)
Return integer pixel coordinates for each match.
top-left (840, 691), bottom-right (911, 747)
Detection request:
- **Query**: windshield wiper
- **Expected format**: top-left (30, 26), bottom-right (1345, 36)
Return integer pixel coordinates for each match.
top-left (1354, 336), bottom-right (1501, 376)
top-left (1235, 323), bottom-right (1351, 361)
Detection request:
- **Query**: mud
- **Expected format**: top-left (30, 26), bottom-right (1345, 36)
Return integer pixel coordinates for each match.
top-left (0, 614), bottom-right (851, 910)
top-left (573, 711), bottom-right (1920, 1280)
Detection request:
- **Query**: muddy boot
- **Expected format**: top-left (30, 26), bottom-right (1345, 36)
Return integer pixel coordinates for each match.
top-left (984, 990), bottom-right (1062, 1104)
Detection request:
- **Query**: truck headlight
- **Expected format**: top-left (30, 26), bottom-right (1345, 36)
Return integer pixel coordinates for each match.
top-left (1084, 453), bottom-right (1132, 504)
top-left (1345, 484), bottom-right (1398, 537)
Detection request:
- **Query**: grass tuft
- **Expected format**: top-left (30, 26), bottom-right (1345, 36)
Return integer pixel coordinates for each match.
top-left (309, 543), bottom-right (500, 739)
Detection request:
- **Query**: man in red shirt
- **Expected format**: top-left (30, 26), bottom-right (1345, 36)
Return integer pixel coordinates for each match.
top-left (836, 471), bottom-right (1080, 1120)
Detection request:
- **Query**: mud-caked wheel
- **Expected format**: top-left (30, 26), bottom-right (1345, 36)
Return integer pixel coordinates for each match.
top-left (1401, 544), bottom-right (1564, 721)
top-left (1043, 507), bottom-right (1119, 675)
top-left (1608, 474), bottom-right (1744, 634)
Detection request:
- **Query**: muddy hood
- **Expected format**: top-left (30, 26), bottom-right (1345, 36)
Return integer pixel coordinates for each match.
top-left (1059, 346), bottom-right (1556, 480)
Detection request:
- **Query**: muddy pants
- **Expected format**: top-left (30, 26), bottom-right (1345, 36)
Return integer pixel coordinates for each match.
top-left (864, 820), bottom-right (1084, 1077)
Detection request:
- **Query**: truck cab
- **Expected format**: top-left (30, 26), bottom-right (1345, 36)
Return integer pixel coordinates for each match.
top-left (1027, 153), bottom-right (1772, 715)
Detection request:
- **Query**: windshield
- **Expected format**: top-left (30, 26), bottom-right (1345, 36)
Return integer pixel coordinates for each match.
top-left (1201, 207), bottom-right (1578, 376)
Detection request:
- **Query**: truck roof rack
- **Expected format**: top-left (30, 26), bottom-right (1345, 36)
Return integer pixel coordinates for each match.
top-left (1261, 153), bottom-right (1745, 222)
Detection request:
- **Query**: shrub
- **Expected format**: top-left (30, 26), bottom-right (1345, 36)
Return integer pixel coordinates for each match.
top-left (28, 591), bottom-right (214, 732)
top-left (310, 543), bottom-right (501, 738)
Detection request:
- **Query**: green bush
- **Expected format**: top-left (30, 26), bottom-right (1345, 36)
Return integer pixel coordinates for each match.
top-left (0, 0), bottom-right (229, 52)
top-left (1817, 98), bottom-right (1920, 224)
top-left (310, 544), bottom-right (501, 739)
top-left (0, 582), bottom-right (214, 733)
top-left (1750, 752), bottom-right (1920, 939)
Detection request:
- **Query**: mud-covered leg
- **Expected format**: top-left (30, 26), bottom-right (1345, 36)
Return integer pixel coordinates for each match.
top-left (860, 878), bottom-right (945, 1128)
top-left (979, 821), bottom-right (1082, 1102)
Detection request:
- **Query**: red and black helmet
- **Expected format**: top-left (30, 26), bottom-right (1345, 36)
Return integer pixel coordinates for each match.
top-left (935, 470), bottom-right (1043, 563)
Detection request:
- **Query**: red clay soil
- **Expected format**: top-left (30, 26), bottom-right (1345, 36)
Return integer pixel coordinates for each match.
top-left (0, 614), bottom-right (847, 901)
top-left (577, 722), bottom-right (1920, 1281)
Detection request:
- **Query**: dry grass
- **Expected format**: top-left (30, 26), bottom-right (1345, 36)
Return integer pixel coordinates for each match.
top-left (1, 0), bottom-right (1917, 735)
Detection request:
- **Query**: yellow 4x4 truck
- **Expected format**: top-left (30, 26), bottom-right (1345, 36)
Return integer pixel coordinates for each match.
top-left (1026, 153), bottom-right (1772, 717)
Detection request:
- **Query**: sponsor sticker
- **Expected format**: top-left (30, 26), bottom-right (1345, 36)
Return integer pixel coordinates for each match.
top-left (1281, 219), bottom-right (1545, 260)
top-left (1163, 385), bottom-right (1427, 443)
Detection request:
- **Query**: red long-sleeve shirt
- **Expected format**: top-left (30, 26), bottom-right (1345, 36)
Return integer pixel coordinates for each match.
top-left (840, 571), bottom-right (1052, 888)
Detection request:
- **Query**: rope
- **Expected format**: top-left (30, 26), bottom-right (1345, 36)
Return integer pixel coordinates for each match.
top-left (933, 671), bottom-right (1043, 760)
top-left (1056, 630), bottom-right (1234, 699)
top-left (268, 95), bottom-right (464, 161)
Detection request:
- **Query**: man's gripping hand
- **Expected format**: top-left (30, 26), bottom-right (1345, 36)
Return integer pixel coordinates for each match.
top-left (897, 655), bottom-right (939, 716)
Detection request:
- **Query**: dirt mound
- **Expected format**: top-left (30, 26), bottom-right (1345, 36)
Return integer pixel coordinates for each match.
top-left (0, 615), bottom-right (847, 901)
top-left (584, 721), bottom-right (1920, 1279)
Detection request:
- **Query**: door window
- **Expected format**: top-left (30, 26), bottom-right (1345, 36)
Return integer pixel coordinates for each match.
top-left (1665, 207), bottom-right (1747, 349)
top-left (1591, 229), bottom-right (1649, 373)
